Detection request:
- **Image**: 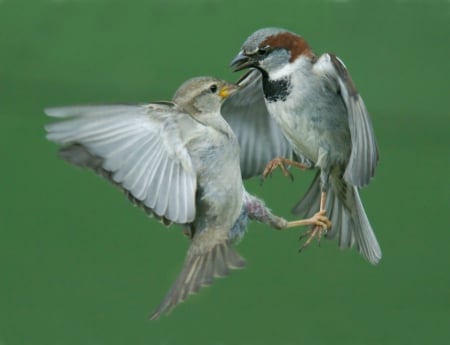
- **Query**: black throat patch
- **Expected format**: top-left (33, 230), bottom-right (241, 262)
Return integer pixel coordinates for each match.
top-left (261, 71), bottom-right (292, 103)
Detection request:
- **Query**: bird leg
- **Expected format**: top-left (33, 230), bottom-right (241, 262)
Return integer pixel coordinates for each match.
top-left (285, 209), bottom-right (331, 230)
top-left (262, 157), bottom-right (309, 181)
top-left (243, 192), bottom-right (331, 231)
top-left (298, 191), bottom-right (329, 252)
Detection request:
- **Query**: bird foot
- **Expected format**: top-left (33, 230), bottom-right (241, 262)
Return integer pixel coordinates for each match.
top-left (298, 211), bottom-right (331, 252)
top-left (261, 157), bottom-right (309, 183)
top-left (286, 210), bottom-right (331, 230)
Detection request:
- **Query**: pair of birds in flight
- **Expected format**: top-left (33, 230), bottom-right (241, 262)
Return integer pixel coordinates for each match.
top-left (45, 27), bottom-right (381, 319)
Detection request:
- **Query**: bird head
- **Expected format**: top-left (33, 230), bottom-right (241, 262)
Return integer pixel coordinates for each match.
top-left (173, 77), bottom-right (238, 115)
top-left (231, 27), bottom-right (314, 76)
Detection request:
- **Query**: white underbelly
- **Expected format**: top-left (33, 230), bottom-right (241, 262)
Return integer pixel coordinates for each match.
top-left (267, 103), bottom-right (320, 163)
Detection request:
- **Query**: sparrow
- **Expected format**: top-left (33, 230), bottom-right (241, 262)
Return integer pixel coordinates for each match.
top-left (45, 76), bottom-right (331, 319)
top-left (226, 27), bottom-right (381, 264)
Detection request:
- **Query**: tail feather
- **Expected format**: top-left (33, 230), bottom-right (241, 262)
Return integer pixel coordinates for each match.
top-left (292, 172), bottom-right (381, 264)
top-left (352, 189), bottom-right (382, 264)
top-left (337, 208), bottom-right (353, 249)
top-left (150, 240), bottom-right (246, 320)
top-left (213, 245), bottom-right (230, 277)
top-left (200, 252), bottom-right (215, 286)
top-left (291, 171), bottom-right (321, 216)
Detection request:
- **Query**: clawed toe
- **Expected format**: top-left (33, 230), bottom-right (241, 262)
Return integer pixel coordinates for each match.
top-left (298, 215), bottom-right (331, 252)
top-left (313, 211), bottom-right (332, 230)
top-left (261, 157), bottom-right (309, 183)
top-left (262, 158), bottom-right (293, 181)
top-left (296, 194), bottom-right (330, 253)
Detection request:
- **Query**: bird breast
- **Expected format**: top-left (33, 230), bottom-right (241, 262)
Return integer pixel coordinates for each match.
top-left (265, 66), bottom-right (351, 166)
top-left (190, 124), bottom-right (243, 230)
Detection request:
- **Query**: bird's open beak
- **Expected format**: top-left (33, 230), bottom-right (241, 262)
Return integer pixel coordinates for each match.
top-left (219, 83), bottom-right (238, 99)
top-left (230, 51), bottom-right (256, 72)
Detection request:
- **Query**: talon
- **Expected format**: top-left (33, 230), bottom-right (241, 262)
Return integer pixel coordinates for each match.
top-left (298, 226), bottom-right (327, 252)
top-left (284, 208), bottom-right (331, 253)
top-left (315, 216), bottom-right (332, 230)
top-left (297, 210), bottom-right (331, 252)
top-left (316, 221), bottom-right (326, 229)
top-left (262, 157), bottom-right (309, 181)
top-left (278, 163), bottom-right (294, 180)
top-left (285, 211), bottom-right (331, 230)
top-left (298, 231), bottom-right (309, 240)
top-left (297, 192), bottom-right (330, 252)
top-left (262, 162), bottom-right (278, 180)
top-left (299, 228), bottom-right (319, 252)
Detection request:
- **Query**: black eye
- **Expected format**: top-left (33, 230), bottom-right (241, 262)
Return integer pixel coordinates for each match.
top-left (209, 84), bottom-right (218, 93)
top-left (258, 47), bottom-right (268, 56)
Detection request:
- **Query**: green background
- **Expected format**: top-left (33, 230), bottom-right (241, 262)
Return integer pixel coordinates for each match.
top-left (1, 0), bottom-right (449, 344)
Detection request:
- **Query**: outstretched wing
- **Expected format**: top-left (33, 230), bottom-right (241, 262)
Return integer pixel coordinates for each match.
top-left (221, 69), bottom-right (295, 179)
top-left (45, 104), bottom-right (198, 224)
top-left (314, 53), bottom-right (379, 187)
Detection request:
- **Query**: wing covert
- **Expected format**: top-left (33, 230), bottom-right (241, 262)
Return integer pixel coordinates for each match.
top-left (45, 104), bottom-right (198, 224)
top-left (315, 54), bottom-right (379, 187)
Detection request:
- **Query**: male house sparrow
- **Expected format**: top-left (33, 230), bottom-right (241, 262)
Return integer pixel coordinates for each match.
top-left (45, 76), bottom-right (330, 319)
top-left (227, 28), bottom-right (381, 264)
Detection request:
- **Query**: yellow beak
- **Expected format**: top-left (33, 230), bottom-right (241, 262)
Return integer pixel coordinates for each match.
top-left (218, 84), bottom-right (238, 99)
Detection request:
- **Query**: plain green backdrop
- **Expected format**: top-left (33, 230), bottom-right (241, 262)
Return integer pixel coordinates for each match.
top-left (1, 0), bottom-right (449, 344)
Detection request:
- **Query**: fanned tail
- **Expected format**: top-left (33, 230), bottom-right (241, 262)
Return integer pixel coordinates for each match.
top-left (150, 240), bottom-right (246, 320)
top-left (292, 172), bottom-right (381, 264)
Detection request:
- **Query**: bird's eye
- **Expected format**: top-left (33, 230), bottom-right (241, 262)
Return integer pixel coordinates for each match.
top-left (258, 47), bottom-right (268, 56)
top-left (209, 84), bottom-right (218, 93)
